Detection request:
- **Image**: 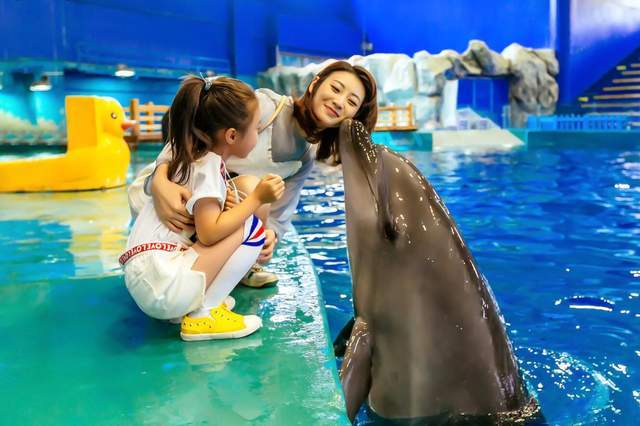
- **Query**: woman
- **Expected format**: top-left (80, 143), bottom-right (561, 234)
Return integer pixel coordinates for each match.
top-left (129, 60), bottom-right (378, 287)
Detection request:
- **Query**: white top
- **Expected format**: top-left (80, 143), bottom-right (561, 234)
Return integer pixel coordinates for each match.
top-left (226, 89), bottom-right (305, 179)
top-left (128, 88), bottom-right (316, 237)
top-left (226, 88), bottom-right (315, 236)
top-left (127, 145), bottom-right (227, 249)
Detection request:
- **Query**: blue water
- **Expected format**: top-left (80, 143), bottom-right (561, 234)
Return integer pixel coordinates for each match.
top-left (3, 143), bottom-right (639, 424)
top-left (293, 145), bottom-right (640, 425)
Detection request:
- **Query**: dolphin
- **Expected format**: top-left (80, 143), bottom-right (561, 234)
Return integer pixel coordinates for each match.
top-left (334, 119), bottom-right (541, 423)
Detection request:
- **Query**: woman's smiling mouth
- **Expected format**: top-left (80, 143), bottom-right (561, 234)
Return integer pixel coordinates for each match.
top-left (324, 105), bottom-right (339, 118)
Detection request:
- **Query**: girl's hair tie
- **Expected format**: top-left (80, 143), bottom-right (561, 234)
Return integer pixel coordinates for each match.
top-left (203, 77), bottom-right (213, 92)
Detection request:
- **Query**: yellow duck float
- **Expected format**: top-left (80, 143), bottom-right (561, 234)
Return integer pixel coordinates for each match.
top-left (0, 96), bottom-right (132, 192)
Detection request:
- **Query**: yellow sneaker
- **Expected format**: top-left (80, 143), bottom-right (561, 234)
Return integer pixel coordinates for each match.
top-left (180, 305), bottom-right (262, 341)
top-left (168, 296), bottom-right (235, 324)
top-left (240, 264), bottom-right (278, 288)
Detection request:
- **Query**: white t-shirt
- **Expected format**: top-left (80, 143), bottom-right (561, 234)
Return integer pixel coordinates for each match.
top-left (126, 145), bottom-right (227, 249)
top-left (225, 89), bottom-right (304, 179)
top-left (128, 88), bottom-right (315, 237)
top-left (225, 88), bottom-right (315, 236)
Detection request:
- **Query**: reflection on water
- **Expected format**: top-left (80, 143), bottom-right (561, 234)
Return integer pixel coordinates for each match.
top-left (0, 188), bottom-right (131, 280)
top-left (0, 145), bottom-right (161, 280)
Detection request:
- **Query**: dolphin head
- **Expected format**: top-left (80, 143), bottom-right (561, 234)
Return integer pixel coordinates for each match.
top-left (338, 119), bottom-right (381, 188)
top-left (338, 119), bottom-right (397, 241)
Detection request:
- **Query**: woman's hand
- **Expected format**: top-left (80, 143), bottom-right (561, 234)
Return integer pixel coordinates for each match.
top-left (151, 171), bottom-right (194, 233)
top-left (254, 174), bottom-right (285, 204)
top-left (258, 229), bottom-right (278, 264)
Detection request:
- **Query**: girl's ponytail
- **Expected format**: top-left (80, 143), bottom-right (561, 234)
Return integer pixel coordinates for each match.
top-left (167, 76), bottom-right (257, 185)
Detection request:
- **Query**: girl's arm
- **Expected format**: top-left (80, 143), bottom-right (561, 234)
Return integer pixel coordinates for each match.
top-left (193, 174), bottom-right (284, 246)
top-left (151, 163), bottom-right (194, 233)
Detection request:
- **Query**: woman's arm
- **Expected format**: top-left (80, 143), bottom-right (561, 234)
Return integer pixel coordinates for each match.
top-left (194, 174), bottom-right (284, 246)
top-left (151, 163), bottom-right (194, 233)
top-left (266, 155), bottom-right (315, 236)
top-left (128, 161), bottom-right (156, 219)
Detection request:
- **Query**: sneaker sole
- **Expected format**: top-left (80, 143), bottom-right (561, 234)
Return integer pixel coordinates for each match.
top-left (180, 325), bottom-right (261, 341)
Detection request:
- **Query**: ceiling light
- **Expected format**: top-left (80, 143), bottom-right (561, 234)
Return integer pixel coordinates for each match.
top-left (115, 64), bottom-right (135, 78)
top-left (30, 75), bottom-right (52, 92)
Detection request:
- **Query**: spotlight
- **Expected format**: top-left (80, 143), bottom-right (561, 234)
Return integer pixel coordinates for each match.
top-left (30, 75), bottom-right (52, 92)
top-left (115, 64), bottom-right (135, 78)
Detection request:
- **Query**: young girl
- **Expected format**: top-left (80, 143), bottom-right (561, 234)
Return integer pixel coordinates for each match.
top-left (130, 61), bottom-right (378, 287)
top-left (120, 76), bottom-right (284, 341)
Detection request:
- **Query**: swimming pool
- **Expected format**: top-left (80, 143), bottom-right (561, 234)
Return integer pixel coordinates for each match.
top-left (293, 142), bottom-right (640, 425)
top-left (1, 140), bottom-right (638, 424)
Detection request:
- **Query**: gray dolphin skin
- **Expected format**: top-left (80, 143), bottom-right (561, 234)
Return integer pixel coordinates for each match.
top-left (336, 119), bottom-right (541, 424)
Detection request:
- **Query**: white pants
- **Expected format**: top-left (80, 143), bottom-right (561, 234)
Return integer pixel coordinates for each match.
top-left (124, 215), bottom-right (264, 320)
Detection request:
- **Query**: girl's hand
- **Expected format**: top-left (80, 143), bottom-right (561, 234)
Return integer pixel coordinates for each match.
top-left (258, 229), bottom-right (278, 264)
top-left (224, 186), bottom-right (238, 211)
top-left (151, 173), bottom-right (194, 233)
top-left (254, 174), bottom-right (285, 204)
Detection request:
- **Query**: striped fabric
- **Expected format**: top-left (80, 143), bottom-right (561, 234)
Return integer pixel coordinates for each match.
top-left (242, 215), bottom-right (265, 247)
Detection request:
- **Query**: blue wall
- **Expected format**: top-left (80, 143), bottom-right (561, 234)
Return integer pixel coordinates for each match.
top-left (1, 0), bottom-right (362, 78)
top-left (3, 0), bottom-right (640, 127)
top-left (0, 0), bottom-right (364, 127)
top-left (557, 0), bottom-right (640, 103)
top-left (0, 0), bottom-right (233, 72)
top-left (457, 78), bottom-right (510, 125)
top-left (355, 0), bottom-right (554, 55)
top-left (0, 71), bottom-right (179, 131)
top-left (234, 0), bottom-right (361, 81)
top-left (0, 74), bottom-right (38, 122)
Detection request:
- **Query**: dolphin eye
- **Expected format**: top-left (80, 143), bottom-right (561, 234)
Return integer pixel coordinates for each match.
top-left (111, 112), bottom-right (117, 119)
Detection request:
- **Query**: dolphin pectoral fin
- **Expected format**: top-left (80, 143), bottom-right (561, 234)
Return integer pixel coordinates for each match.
top-left (339, 317), bottom-right (372, 422)
top-left (333, 317), bottom-right (355, 357)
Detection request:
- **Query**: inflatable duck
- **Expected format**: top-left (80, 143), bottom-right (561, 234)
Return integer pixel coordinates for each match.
top-left (0, 96), bottom-right (132, 192)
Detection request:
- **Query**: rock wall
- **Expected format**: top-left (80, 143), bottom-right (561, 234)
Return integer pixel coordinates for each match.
top-left (258, 40), bottom-right (559, 129)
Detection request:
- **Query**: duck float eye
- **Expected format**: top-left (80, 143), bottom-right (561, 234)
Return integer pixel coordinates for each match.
top-left (111, 112), bottom-right (118, 119)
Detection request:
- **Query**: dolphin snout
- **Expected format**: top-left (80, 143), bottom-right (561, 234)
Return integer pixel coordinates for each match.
top-left (340, 118), bottom-right (354, 132)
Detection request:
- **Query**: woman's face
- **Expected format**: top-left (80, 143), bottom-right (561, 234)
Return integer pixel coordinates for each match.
top-left (310, 70), bottom-right (366, 129)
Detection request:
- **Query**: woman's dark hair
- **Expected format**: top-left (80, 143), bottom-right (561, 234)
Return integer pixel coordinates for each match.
top-left (293, 61), bottom-right (377, 164)
top-left (167, 76), bottom-right (257, 184)
top-left (161, 110), bottom-right (170, 143)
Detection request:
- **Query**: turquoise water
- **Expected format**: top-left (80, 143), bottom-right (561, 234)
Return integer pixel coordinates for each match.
top-left (293, 144), bottom-right (640, 425)
top-left (0, 146), bottom-right (348, 425)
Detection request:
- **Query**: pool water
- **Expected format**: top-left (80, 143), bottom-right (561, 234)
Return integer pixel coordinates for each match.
top-left (293, 144), bottom-right (640, 425)
top-left (2, 142), bottom-right (639, 424)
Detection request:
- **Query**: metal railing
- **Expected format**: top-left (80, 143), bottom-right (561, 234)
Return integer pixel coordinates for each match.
top-left (526, 114), bottom-right (631, 130)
